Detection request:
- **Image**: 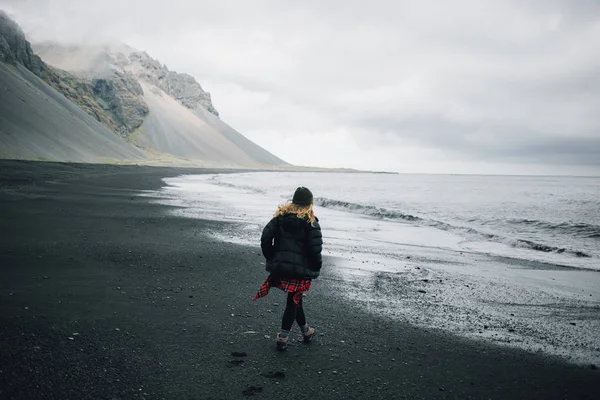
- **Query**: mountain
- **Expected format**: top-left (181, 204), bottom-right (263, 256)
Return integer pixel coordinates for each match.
top-left (0, 11), bottom-right (145, 162)
top-left (0, 11), bottom-right (286, 167)
top-left (32, 42), bottom-right (285, 166)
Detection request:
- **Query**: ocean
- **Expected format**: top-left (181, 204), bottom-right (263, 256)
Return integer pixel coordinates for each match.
top-left (149, 172), bottom-right (600, 270)
top-left (145, 172), bottom-right (600, 364)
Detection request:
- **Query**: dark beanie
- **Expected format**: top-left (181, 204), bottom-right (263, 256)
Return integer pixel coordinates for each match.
top-left (292, 187), bottom-right (313, 206)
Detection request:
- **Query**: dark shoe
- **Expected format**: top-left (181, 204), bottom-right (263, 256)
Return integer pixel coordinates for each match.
top-left (303, 326), bottom-right (315, 343)
top-left (276, 334), bottom-right (288, 351)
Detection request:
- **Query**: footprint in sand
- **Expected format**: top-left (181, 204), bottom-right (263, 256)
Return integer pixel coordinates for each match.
top-left (261, 371), bottom-right (286, 379)
top-left (242, 386), bottom-right (263, 396)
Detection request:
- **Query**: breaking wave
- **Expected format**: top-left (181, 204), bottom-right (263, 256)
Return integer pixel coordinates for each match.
top-left (210, 178), bottom-right (266, 195)
top-left (507, 219), bottom-right (600, 239)
top-left (314, 197), bottom-right (592, 258)
top-left (314, 198), bottom-right (422, 222)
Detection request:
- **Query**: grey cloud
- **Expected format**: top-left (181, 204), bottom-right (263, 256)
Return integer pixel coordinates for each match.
top-left (357, 114), bottom-right (600, 165)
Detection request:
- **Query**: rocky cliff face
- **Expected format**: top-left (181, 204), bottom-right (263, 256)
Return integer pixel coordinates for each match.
top-left (92, 73), bottom-right (149, 136)
top-left (0, 11), bottom-right (43, 74)
top-left (43, 70), bottom-right (148, 141)
top-left (34, 42), bottom-right (220, 118)
top-left (127, 51), bottom-right (218, 116)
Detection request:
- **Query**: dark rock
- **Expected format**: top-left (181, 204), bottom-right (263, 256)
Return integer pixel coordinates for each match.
top-left (92, 74), bottom-right (149, 139)
top-left (569, 322), bottom-right (576, 326)
top-left (231, 351), bottom-right (247, 357)
top-left (418, 290), bottom-right (427, 294)
top-left (0, 12), bottom-right (44, 74)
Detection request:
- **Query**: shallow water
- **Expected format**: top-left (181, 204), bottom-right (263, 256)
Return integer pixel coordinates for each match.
top-left (143, 172), bottom-right (600, 365)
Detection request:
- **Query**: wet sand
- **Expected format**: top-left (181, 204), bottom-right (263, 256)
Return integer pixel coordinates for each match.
top-left (324, 247), bottom-right (600, 366)
top-left (1, 160), bottom-right (598, 399)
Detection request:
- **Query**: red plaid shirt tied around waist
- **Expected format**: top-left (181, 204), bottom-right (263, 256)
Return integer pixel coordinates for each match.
top-left (253, 274), bottom-right (312, 305)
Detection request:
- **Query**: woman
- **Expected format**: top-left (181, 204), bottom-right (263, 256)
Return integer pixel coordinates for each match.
top-left (254, 187), bottom-right (323, 351)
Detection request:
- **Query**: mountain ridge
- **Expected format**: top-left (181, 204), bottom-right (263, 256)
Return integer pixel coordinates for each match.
top-left (34, 42), bottom-right (220, 117)
top-left (0, 10), bottom-right (286, 167)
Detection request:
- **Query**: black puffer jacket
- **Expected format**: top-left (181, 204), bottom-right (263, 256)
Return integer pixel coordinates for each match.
top-left (261, 213), bottom-right (323, 279)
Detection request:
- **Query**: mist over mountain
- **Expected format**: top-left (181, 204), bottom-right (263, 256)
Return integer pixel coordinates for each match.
top-left (0, 11), bottom-right (146, 162)
top-left (0, 10), bottom-right (286, 167)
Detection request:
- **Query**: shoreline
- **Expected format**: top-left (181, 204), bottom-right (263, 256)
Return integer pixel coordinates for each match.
top-left (148, 171), bottom-right (600, 366)
top-left (1, 160), bottom-right (598, 399)
top-left (0, 157), bottom-right (389, 174)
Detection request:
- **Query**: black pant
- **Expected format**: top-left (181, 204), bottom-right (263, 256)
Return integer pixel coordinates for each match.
top-left (281, 292), bottom-right (306, 331)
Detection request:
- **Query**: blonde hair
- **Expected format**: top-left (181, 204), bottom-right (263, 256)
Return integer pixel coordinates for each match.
top-left (275, 202), bottom-right (316, 225)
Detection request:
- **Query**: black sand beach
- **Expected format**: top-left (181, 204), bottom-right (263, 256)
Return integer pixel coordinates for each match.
top-left (1, 160), bottom-right (598, 400)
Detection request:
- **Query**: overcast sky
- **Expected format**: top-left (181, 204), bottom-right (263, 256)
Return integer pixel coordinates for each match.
top-left (2, 0), bottom-right (599, 175)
